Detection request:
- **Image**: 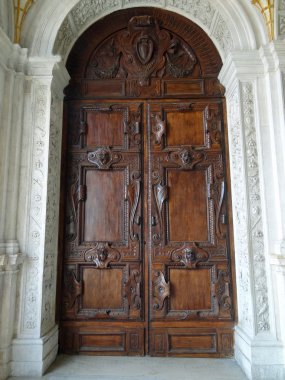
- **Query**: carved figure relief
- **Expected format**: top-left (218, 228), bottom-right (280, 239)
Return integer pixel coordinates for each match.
top-left (88, 147), bottom-right (121, 169)
top-left (171, 243), bottom-right (209, 268)
top-left (84, 243), bottom-right (120, 268)
top-left (168, 146), bottom-right (205, 169)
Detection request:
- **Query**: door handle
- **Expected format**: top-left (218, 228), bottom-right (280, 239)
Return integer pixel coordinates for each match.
top-left (151, 216), bottom-right (157, 226)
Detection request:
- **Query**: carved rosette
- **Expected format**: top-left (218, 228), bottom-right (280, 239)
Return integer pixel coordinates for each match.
top-left (87, 147), bottom-right (121, 169)
top-left (152, 271), bottom-right (170, 310)
top-left (168, 146), bottom-right (205, 169)
top-left (84, 243), bottom-right (120, 268)
top-left (171, 243), bottom-right (209, 268)
top-left (124, 269), bottom-right (141, 310)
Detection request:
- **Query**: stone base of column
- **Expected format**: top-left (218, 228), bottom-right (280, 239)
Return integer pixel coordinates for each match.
top-left (0, 345), bottom-right (11, 380)
top-left (235, 326), bottom-right (285, 380)
top-left (11, 325), bottom-right (58, 377)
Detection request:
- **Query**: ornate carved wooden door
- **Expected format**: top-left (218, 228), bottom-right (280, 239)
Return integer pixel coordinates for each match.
top-left (59, 9), bottom-right (235, 357)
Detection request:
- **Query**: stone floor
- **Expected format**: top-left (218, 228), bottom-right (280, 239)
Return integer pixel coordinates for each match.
top-left (9, 355), bottom-right (248, 380)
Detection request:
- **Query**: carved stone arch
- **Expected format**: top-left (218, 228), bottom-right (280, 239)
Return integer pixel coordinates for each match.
top-left (20, 0), bottom-right (265, 60)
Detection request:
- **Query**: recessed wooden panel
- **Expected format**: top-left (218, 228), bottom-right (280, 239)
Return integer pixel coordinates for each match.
top-left (80, 333), bottom-right (124, 352)
top-left (166, 110), bottom-right (205, 146)
top-left (169, 334), bottom-right (216, 353)
top-left (82, 268), bottom-right (123, 309)
top-left (164, 80), bottom-right (204, 96)
top-left (170, 269), bottom-right (211, 311)
top-left (85, 80), bottom-right (125, 97)
top-left (86, 110), bottom-right (124, 146)
top-left (84, 170), bottom-right (124, 242)
top-left (168, 170), bottom-right (208, 242)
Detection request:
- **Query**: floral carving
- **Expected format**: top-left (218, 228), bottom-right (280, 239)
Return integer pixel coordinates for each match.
top-left (228, 86), bottom-right (253, 330)
top-left (242, 82), bottom-right (269, 332)
top-left (213, 15), bottom-right (233, 55)
top-left (84, 243), bottom-right (120, 268)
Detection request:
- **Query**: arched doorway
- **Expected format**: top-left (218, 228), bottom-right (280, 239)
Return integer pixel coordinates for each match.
top-left (58, 7), bottom-right (236, 357)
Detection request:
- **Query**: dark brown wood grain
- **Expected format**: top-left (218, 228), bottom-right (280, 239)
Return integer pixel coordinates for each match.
top-left (58, 7), bottom-right (235, 357)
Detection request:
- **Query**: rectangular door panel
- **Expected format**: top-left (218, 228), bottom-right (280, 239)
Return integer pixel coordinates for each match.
top-left (84, 169), bottom-right (124, 242)
top-left (166, 109), bottom-right (205, 146)
top-left (169, 268), bottom-right (211, 311)
top-left (167, 169), bottom-right (208, 242)
top-left (86, 109), bottom-right (125, 147)
top-left (82, 267), bottom-right (123, 309)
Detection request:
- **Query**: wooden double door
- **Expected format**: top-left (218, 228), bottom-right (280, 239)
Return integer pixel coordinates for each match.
top-left (60, 98), bottom-right (235, 357)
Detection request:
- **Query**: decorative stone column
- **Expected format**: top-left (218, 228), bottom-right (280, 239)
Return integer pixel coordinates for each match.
top-left (219, 47), bottom-right (285, 380)
top-left (0, 27), bottom-right (26, 380)
top-left (11, 59), bottom-right (70, 377)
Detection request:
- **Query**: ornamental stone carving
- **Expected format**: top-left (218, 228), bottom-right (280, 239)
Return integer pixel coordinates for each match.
top-left (241, 82), bottom-right (269, 332)
top-left (53, 0), bottom-right (235, 60)
top-left (279, 0), bottom-right (285, 37)
top-left (228, 86), bottom-right (253, 331)
top-left (41, 90), bottom-right (63, 335)
top-left (23, 83), bottom-right (49, 334)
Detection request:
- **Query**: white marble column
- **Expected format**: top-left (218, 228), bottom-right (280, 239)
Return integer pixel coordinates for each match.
top-left (11, 59), bottom-right (69, 377)
top-left (0, 27), bottom-right (26, 380)
top-left (219, 46), bottom-right (285, 380)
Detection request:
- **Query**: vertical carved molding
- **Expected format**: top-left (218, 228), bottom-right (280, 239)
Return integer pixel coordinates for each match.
top-left (241, 82), bottom-right (269, 332)
top-left (228, 86), bottom-right (254, 332)
top-left (20, 82), bottom-right (50, 336)
top-left (41, 88), bottom-right (63, 335)
top-left (228, 82), bottom-right (270, 334)
top-left (278, 0), bottom-right (285, 38)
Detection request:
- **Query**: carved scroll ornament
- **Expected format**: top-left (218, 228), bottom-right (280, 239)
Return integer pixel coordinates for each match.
top-left (153, 271), bottom-right (170, 310)
top-left (84, 243), bottom-right (120, 268)
top-left (63, 270), bottom-right (81, 311)
top-left (127, 171), bottom-right (141, 241)
top-left (151, 114), bottom-right (165, 145)
top-left (124, 269), bottom-right (141, 310)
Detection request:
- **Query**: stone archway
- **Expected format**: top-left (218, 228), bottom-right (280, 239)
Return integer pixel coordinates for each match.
top-left (0, 1), bottom-right (284, 379)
